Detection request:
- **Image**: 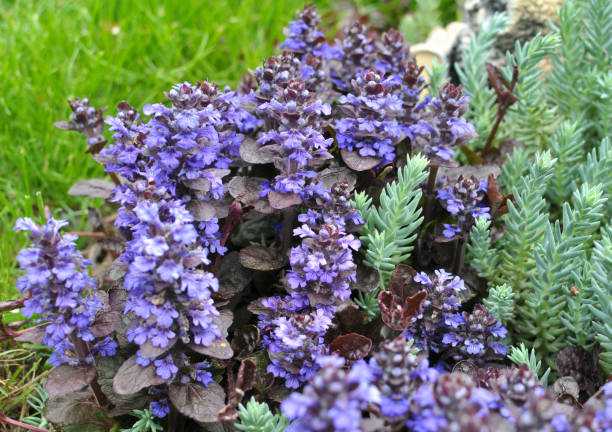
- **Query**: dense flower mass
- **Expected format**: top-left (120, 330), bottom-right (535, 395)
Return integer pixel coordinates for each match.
top-left (287, 182), bottom-right (363, 307)
top-left (331, 22), bottom-right (375, 91)
top-left (121, 199), bottom-right (221, 372)
top-left (279, 6), bottom-right (338, 61)
top-left (258, 299), bottom-right (331, 388)
top-left (412, 83), bottom-right (477, 161)
top-left (281, 355), bottom-right (379, 431)
top-left (368, 337), bottom-right (438, 421)
top-left (335, 69), bottom-right (403, 163)
top-left (14, 217), bottom-right (116, 366)
top-left (252, 72), bottom-right (334, 203)
top-left (437, 175), bottom-right (490, 237)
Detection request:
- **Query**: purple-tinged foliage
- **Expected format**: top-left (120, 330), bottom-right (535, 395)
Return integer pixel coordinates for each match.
top-left (412, 83), bottom-right (477, 161)
top-left (335, 69), bottom-right (403, 164)
top-left (121, 199), bottom-right (221, 373)
top-left (281, 355), bottom-right (379, 431)
top-left (437, 175), bottom-right (490, 237)
top-left (14, 217), bottom-right (116, 367)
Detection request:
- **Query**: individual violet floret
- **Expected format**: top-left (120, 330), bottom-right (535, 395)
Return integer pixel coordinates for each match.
top-left (437, 175), bottom-right (490, 238)
top-left (121, 199), bottom-right (221, 374)
top-left (412, 83), bottom-right (477, 161)
top-left (281, 355), bottom-right (380, 431)
top-left (335, 69), bottom-right (403, 164)
top-left (14, 217), bottom-right (116, 367)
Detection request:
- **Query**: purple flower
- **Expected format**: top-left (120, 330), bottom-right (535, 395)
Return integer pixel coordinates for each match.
top-left (335, 69), bottom-right (403, 164)
top-left (150, 399), bottom-right (170, 418)
top-left (438, 175), bottom-right (489, 235)
top-left (14, 217), bottom-right (116, 367)
top-left (281, 356), bottom-right (379, 431)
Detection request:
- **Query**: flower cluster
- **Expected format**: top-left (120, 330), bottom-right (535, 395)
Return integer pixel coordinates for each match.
top-left (281, 355), bottom-right (379, 431)
top-left (279, 6), bottom-right (338, 61)
top-left (441, 304), bottom-right (508, 361)
top-left (373, 29), bottom-right (411, 85)
top-left (14, 217), bottom-right (116, 366)
top-left (55, 97), bottom-right (107, 153)
top-left (412, 83), bottom-right (477, 161)
top-left (258, 182), bottom-right (363, 387)
top-left (287, 182), bottom-right (363, 307)
top-left (405, 367), bottom-right (612, 431)
top-left (258, 299), bottom-right (331, 388)
top-left (368, 337), bottom-right (438, 421)
top-left (147, 357), bottom-right (213, 418)
top-left (437, 175), bottom-right (490, 238)
top-left (331, 22), bottom-right (375, 91)
top-left (254, 74), bottom-right (333, 204)
top-left (335, 69), bottom-right (403, 163)
top-left (121, 199), bottom-right (221, 372)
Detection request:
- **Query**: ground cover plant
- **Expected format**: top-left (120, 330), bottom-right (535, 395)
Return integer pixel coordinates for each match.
top-left (0, 1), bottom-right (611, 431)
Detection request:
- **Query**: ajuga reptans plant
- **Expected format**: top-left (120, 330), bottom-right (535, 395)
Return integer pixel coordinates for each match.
top-left (3, 3), bottom-right (612, 431)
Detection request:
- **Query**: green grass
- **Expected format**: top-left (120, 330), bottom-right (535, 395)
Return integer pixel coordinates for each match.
top-left (0, 0), bottom-right (351, 299)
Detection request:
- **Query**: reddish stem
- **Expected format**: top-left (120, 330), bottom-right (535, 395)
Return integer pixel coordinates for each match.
top-left (213, 202), bottom-right (250, 275)
top-left (0, 413), bottom-right (52, 432)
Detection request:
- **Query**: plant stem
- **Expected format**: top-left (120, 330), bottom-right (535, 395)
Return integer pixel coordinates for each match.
top-left (422, 164), bottom-right (439, 228)
top-left (71, 335), bottom-right (110, 408)
top-left (280, 206), bottom-right (297, 257)
top-left (0, 413), bottom-right (52, 432)
top-left (453, 237), bottom-right (467, 274)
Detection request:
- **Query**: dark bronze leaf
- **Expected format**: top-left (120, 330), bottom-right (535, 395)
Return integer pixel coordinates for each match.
top-left (43, 391), bottom-right (100, 425)
top-left (329, 333), bottom-right (372, 362)
top-left (139, 336), bottom-right (177, 359)
top-left (388, 264), bottom-right (419, 298)
top-left (68, 179), bottom-right (115, 199)
top-left (227, 176), bottom-right (274, 213)
top-left (91, 310), bottom-right (121, 338)
top-left (268, 191), bottom-right (302, 209)
top-left (186, 200), bottom-right (216, 221)
top-left (315, 167), bottom-right (357, 190)
top-left (236, 359), bottom-right (257, 393)
top-left (340, 148), bottom-right (380, 171)
top-left (216, 252), bottom-right (252, 299)
top-left (239, 136), bottom-right (275, 164)
top-left (239, 245), bottom-right (285, 271)
top-left (169, 381), bottom-right (226, 423)
top-left (112, 355), bottom-right (166, 395)
top-left (378, 289), bottom-right (426, 331)
top-left (45, 365), bottom-right (96, 397)
top-left (231, 325), bottom-right (261, 359)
